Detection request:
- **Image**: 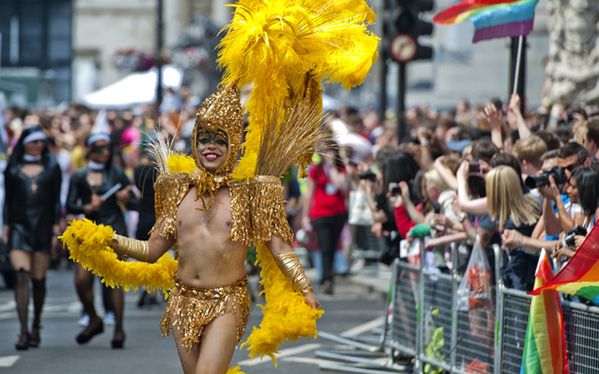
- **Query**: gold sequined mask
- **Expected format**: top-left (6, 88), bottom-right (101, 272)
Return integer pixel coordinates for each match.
top-left (192, 85), bottom-right (243, 176)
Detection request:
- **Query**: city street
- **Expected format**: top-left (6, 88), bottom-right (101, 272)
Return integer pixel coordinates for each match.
top-left (0, 266), bottom-right (388, 374)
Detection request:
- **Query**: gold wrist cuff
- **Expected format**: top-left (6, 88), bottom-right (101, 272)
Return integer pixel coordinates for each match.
top-left (111, 234), bottom-right (150, 262)
top-left (275, 251), bottom-right (313, 294)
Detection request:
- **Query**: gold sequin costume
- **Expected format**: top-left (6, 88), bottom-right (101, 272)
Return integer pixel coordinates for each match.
top-left (151, 85), bottom-right (295, 348)
top-left (161, 277), bottom-right (250, 350)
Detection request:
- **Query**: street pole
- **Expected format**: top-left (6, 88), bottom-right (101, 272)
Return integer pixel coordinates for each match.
top-left (509, 36), bottom-right (526, 112)
top-left (379, 49), bottom-right (388, 125)
top-left (377, 0), bottom-right (388, 124)
top-left (397, 62), bottom-right (407, 142)
top-left (155, 0), bottom-right (164, 116)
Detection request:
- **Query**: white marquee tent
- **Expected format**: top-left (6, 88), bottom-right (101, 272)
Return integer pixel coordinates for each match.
top-left (81, 65), bottom-right (183, 109)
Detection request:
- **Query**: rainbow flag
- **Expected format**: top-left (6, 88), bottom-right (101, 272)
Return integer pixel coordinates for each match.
top-left (531, 224), bottom-right (599, 303)
top-left (433, 0), bottom-right (539, 43)
top-left (521, 250), bottom-right (569, 374)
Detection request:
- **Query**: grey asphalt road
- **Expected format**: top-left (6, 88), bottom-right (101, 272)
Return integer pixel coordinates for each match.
top-left (0, 266), bottom-right (389, 374)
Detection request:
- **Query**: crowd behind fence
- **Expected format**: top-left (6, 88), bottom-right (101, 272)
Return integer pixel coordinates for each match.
top-left (320, 241), bottom-right (599, 374)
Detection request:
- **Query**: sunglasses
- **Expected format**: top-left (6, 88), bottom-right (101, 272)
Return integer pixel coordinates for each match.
top-left (28, 140), bottom-right (45, 145)
top-left (561, 164), bottom-right (578, 173)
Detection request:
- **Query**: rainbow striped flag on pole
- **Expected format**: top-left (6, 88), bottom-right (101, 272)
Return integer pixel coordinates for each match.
top-left (521, 250), bottom-right (569, 374)
top-left (433, 0), bottom-right (539, 43)
top-left (531, 224), bottom-right (599, 303)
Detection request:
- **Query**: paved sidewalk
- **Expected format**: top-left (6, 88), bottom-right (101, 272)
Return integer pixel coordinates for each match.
top-left (348, 264), bottom-right (392, 296)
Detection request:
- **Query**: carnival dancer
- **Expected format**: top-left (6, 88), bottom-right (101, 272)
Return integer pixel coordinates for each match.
top-left (66, 133), bottom-right (135, 348)
top-left (3, 126), bottom-right (62, 350)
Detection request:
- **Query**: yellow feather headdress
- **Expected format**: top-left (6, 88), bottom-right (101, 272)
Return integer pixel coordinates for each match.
top-left (217, 0), bottom-right (379, 365)
top-left (219, 0), bottom-right (379, 179)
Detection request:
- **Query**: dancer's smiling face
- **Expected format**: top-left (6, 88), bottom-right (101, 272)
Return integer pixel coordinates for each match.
top-left (196, 130), bottom-right (228, 172)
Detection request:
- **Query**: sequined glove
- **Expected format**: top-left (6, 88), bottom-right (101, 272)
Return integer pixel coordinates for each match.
top-left (275, 251), bottom-right (313, 295)
top-left (111, 234), bottom-right (150, 262)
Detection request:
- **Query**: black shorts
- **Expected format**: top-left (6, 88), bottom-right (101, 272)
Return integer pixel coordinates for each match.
top-left (9, 224), bottom-right (51, 253)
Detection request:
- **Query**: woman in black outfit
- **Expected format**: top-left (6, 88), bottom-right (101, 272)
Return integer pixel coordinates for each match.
top-left (133, 151), bottom-right (158, 307)
top-left (3, 126), bottom-right (62, 350)
top-left (66, 133), bottom-right (134, 348)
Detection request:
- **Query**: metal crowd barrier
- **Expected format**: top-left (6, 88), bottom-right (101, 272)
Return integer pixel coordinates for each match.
top-left (319, 240), bottom-right (599, 373)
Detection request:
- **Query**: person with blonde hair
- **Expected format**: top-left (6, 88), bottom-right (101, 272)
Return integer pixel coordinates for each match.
top-left (486, 166), bottom-right (541, 291)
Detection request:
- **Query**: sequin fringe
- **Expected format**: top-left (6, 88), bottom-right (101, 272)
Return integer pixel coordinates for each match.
top-left (229, 177), bottom-right (293, 245)
top-left (161, 277), bottom-right (251, 351)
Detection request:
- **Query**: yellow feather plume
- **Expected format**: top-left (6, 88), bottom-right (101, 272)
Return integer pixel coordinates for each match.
top-left (166, 153), bottom-right (197, 174)
top-left (60, 219), bottom-right (177, 293)
top-left (220, 0), bottom-right (379, 179)
top-left (240, 243), bottom-right (324, 366)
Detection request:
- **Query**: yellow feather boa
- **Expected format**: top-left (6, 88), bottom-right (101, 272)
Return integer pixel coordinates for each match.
top-left (59, 219), bottom-right (177, 293)
top-left (227, 367), bottom-right (245, 374)
top-left (242, 243), bottom-right (324, 366)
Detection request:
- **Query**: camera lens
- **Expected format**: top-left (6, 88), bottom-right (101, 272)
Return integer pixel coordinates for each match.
top-left (524, 175), bottom-right (549, 189)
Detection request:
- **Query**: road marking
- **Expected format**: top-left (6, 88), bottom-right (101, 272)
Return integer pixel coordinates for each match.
top-left (235, 317), bottom-right (385, 367)
top-left (341, 316), bottom-right (384, 337)
top-left (236, 343), bottom-right (321, 366)
top-left (0, 355), bottom-right (19, 367)
top-left (283, 356), bottom-right (345, 366)
top-left (0, 301), bottom-right (15, 312)
top-left (44, 301), bottom-right (81, 313)
top-left (0, 301), bottom-right (82, 320)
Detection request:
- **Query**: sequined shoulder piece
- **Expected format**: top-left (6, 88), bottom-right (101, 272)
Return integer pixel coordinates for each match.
top-left (229, 176), bottom-right (293, 245)
top-left (150, 173), bottom-right (192, 240)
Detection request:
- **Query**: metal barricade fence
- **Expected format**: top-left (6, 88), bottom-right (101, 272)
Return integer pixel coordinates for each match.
top-left (318, 240), bottom-right (599, 373)
top-left (497, 287), bottom-right (531, 373)
top-left (419, 268), bottom-right (455, 372)
top-left (562, 301), bottom-right (599, 373)
top-left (387, 259), bottom-right (420, 357)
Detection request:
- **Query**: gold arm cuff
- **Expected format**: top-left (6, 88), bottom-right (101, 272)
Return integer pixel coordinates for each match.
top-left (111, 234), bottom-right (150, 262)
top-left (275, 251), bottom-right (313, 294)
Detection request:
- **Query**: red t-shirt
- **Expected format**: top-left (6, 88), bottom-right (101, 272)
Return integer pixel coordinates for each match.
top-left (308, 164), bottom-right (347, 220)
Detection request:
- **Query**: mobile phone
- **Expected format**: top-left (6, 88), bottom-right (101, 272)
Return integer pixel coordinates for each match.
top-left (468, 161), bottom-right (482, 175)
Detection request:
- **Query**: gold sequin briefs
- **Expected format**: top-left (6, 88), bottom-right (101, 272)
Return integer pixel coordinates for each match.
top-left (160, 277), bottom-right (251, 351)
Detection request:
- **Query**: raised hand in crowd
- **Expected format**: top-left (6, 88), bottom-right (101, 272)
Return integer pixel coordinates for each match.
top-left (433, 155), bottom-right (458, 190)
top-left (83, 194), bottom-right (103, 215)
top-left (483, 103), bottom-right (504, 150)
top-left (538, 175), bottom-right (560, 201)
top-left (508, 93), bottom-right (531, 139)
top-left (115, 185), bottom-right (131, 205)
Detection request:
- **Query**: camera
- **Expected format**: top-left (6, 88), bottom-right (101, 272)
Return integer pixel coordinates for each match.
top-left (358, 170), bottom-right (377, 182)
top-left (388, 182), bottom-right (401, 196)
top-left (468, 161), bottom-right (483, 175)
top-left (524, 166), bottom-right (567, 189)
top-left (563, 226), bottom-right (587, 248)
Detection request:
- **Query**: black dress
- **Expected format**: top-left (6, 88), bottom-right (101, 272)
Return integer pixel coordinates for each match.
top-left (66, 166), bottom-right (132, 236)
top-left (4, 157), bottom-right (62, 253)
top-left (133, 164), bottom-right (156, 240)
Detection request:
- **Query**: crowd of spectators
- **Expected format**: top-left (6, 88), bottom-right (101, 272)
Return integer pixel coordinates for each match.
top-left (1, 88), bottom-right (598, 302)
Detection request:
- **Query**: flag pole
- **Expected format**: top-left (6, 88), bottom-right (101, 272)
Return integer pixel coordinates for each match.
top-left (512, 35), bottom-right (523, 95)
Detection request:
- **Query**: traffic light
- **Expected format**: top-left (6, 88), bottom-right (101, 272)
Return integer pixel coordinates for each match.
top-left (388, 0), bottom-right (434, 62)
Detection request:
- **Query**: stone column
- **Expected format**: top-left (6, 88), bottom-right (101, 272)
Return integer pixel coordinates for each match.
top-left (545, 0), bottom-right (599, 107)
